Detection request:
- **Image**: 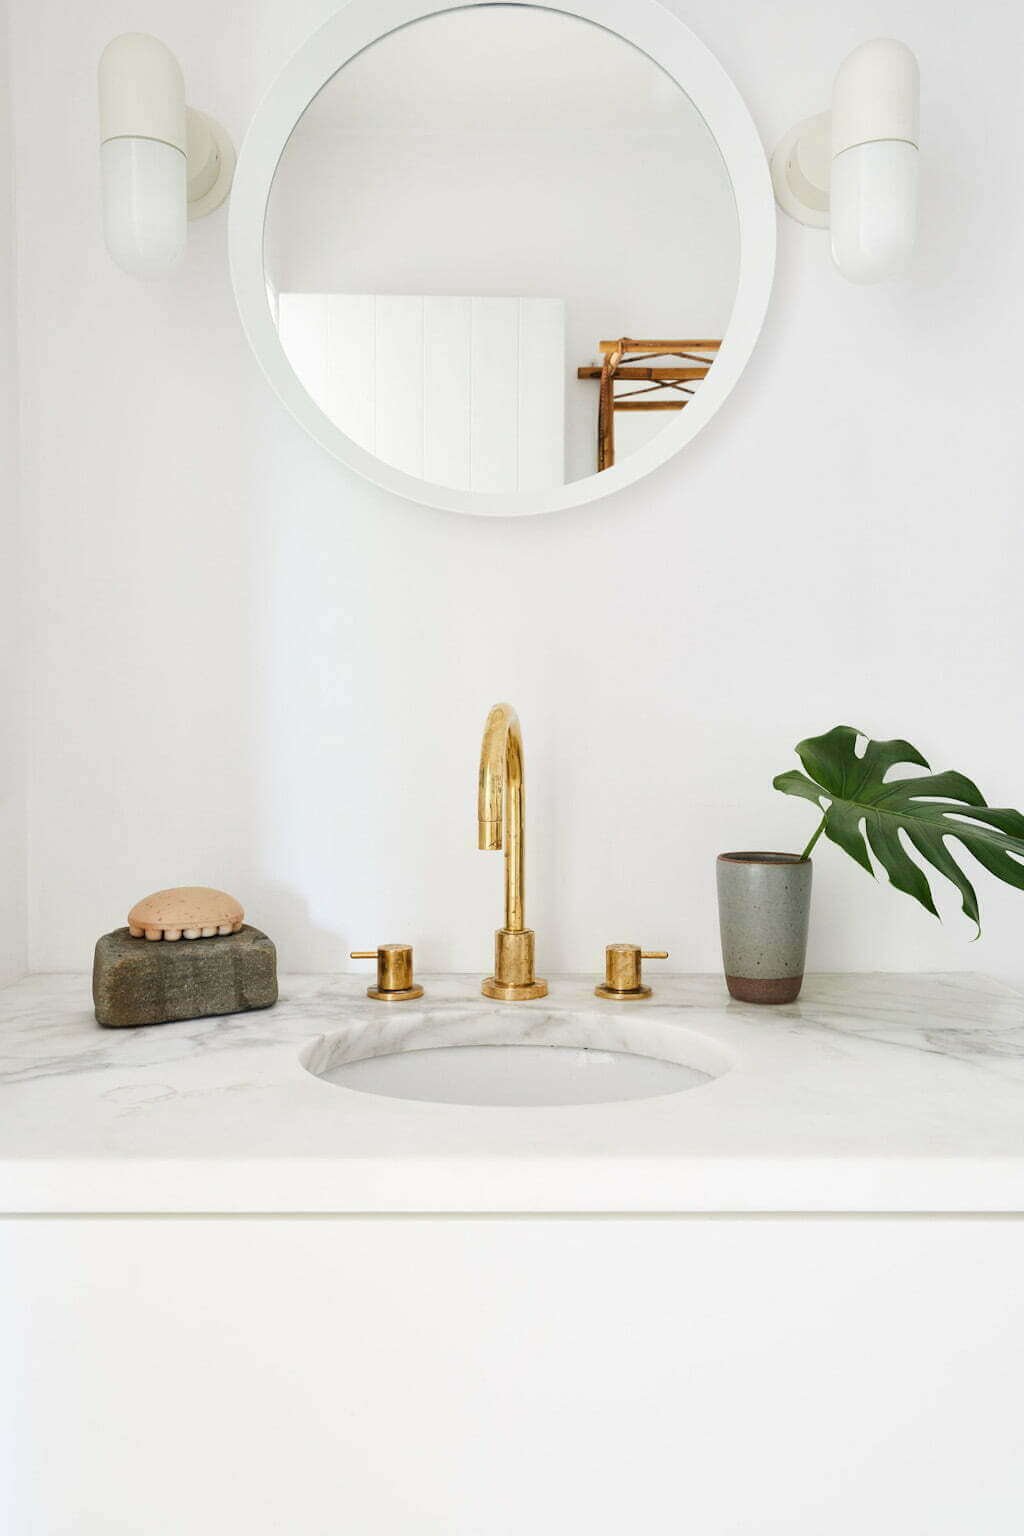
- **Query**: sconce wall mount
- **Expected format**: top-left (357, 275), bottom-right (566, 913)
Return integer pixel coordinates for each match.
top-left (772, 38), bottom-right (919, 284)
top-left (99, 33), bottom-right (234, 277)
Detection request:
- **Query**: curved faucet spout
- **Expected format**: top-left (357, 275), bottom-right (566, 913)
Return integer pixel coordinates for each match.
top-left (477, 703), bottom-right (545, 1000)
top-left (478, 703), bottom-right (525, 932)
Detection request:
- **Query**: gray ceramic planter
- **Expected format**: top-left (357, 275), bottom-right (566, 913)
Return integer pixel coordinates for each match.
top-left (716, 852), bottom-right (812, 1004)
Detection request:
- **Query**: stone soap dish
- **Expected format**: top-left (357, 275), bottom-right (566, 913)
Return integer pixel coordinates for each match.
top-left (94, 886), bottom-right (276, 1028)
top-left (127, 886), bottom-right (244, 941)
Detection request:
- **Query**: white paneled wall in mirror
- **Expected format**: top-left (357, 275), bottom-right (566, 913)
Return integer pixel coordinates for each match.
top-left (276, 294), bottom-right (565, 492)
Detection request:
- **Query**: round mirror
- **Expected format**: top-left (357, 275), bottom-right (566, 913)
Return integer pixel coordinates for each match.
top-left (230, 0), bottom-right (774, 515)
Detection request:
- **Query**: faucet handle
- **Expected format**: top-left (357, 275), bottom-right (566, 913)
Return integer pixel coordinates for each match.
top-left (350, 944), bottom-right (424, 1002)
top-left (595, 943), bottom-right (669, 1000)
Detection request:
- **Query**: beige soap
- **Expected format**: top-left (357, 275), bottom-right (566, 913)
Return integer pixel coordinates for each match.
top-left (127, 887), bottom-right (244, 942)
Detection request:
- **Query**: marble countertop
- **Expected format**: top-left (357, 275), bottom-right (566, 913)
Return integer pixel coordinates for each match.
top-left (1, 971), bottom-right (1023, 1214)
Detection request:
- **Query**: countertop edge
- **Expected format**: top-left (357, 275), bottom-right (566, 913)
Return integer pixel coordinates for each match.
top-left (4, 1155), bottom-right (1024, 1217)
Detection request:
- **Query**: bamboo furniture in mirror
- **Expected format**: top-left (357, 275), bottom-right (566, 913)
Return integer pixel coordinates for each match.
top-left (230, 0), bottom-right (775, 516)
top-left (578, 339), bottom-right (722, 472)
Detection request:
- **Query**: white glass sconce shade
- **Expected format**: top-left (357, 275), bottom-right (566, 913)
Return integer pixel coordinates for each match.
top-left (99, 34), bottom-right (186, 276)
top-left (830, 40), bottom-right (919, 283)
top-left (771, 37), bottom-right (920, 284)
top-left (101, 138), bottom-right (186, 276)
top-left (98, 32), bottom-right (234, 277)
top-left (830, 139), bottom-right (918, 284)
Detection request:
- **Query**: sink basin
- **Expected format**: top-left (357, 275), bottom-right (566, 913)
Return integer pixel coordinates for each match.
top-left (300, 1008), bottom-right (730, 1107)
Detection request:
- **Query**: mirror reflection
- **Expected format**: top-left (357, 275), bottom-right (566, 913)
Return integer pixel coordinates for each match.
top-left (264, 5), bottom-right (739, 492)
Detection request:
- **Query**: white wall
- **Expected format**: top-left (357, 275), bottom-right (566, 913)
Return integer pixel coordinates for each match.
top-left (0, 0), bottom-right (25, 986)
top-left (8, 0), bottom-right (1024, 979)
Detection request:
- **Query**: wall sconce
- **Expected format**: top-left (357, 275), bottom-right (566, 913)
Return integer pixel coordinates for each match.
top-left (98, 33), bottom-right (234, 277)
top-left (772, 39), bottom-right (919, 284)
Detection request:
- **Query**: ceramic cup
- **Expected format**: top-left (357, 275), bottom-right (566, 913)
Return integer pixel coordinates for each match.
top-left (716, 852), bottom-right (812, 1004)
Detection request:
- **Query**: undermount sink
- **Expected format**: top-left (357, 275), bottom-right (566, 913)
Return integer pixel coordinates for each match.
top-left (300, 1008), bottom-right (731, 1107)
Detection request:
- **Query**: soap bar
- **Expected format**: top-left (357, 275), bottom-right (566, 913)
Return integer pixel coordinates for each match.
top-left (93, 925), bottom-right (278, 1028)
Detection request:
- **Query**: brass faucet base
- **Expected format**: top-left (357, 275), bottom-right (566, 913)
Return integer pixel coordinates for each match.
top-left (483, 927), bottom-right (546, 1001)
top-left (595, 983), bottom-right (651, 1001)
top-left (367, 984), bottom-right (424, 1002)
top-left (482, 976), bottom-right (549, 1002)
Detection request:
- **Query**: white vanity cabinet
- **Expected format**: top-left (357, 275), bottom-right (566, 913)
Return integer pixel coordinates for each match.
top-left (6, 1216), bottom-right (1024, 1534)
top-left (3, 973), bottom-right (1024, 1534)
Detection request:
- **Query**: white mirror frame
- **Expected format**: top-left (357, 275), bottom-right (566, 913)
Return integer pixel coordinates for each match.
top-left (230, 0), bottom-right (776, 517)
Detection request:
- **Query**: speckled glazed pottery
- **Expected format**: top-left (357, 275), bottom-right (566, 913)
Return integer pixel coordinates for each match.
top-left (716, 852), bottom-right (812, 1004)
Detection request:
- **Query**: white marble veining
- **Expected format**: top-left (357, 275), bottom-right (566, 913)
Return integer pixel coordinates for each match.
top-left (300, 1004), bottom-right (734, 1084)
top-left (1, 972), bottom-right (1023, 1213)
top-left (301, 1009), bottom-right (728, 1106)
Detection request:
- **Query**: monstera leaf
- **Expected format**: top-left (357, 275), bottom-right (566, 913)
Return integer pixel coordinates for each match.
top-left (773, 726), bottom-right (1024, 932)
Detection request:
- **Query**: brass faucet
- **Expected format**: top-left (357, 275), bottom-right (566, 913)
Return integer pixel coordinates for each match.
top-left (477, 703), bottom-right (548, 1001)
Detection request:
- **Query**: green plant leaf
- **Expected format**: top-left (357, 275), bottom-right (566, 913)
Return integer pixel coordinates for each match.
top-left (773, 725), bottom-right (1024, 933)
